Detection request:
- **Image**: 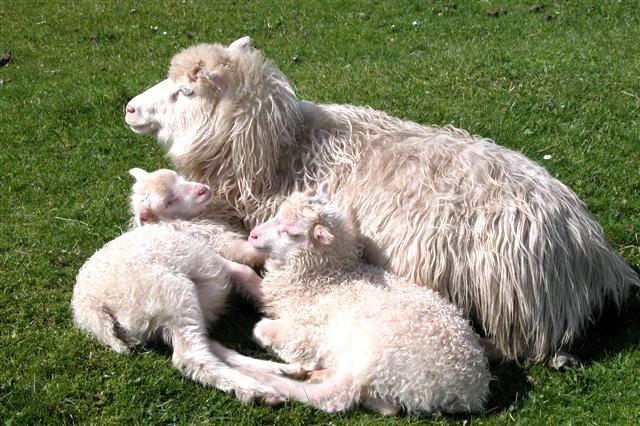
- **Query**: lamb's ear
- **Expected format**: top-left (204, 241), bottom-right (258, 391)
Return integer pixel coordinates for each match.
top-left (313, 224), bottom-right (334, 246)
top-left (228, 36), bottom-right (252, 51)
top-left (202, 71), bottom-right (228, 96)
top-left (129, 168), bottom-right (149, 182)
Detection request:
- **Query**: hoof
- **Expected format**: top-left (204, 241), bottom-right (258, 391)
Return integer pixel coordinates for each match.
top-left (549, 352), bottom-right (581, 369)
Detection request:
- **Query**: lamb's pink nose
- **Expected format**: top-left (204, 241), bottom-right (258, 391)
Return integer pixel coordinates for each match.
top-left (125, 104), bottom-right (136, 114)
top-left (249, 229), bottom-right (259, 240)
top-left (196, 185), bottom-right (208, 195)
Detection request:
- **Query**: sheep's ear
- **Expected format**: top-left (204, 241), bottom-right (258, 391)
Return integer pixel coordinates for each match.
top-left (228, 36), bottom-right (252, 51)
top-left (316, 181), bottom-right (331, 200)
top-left (129, 168), bottom-right (149, 182)
top-left (313, 224), bottom-right (334, 246)
top-left (202, 71), bottom-right (228, 96)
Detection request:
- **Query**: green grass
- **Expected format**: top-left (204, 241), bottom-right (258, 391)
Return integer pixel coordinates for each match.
top-left (1, 0), bottom-right (639, 424)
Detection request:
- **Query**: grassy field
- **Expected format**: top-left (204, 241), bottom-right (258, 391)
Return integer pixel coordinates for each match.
top-left (1, 1), bottom-right (639, 424)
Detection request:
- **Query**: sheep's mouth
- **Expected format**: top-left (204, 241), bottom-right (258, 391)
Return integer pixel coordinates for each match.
top-left (127, 122), bottom-right (158, 135)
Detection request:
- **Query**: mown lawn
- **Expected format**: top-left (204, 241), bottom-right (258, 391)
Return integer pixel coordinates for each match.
top-left (1, 1), bottom-right (638, 424)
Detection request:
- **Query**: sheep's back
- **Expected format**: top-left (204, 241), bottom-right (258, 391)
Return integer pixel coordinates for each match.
top-left (72, 224), bottom-right (231, 333)
top-left (304, 270), bottom-right (490, 413)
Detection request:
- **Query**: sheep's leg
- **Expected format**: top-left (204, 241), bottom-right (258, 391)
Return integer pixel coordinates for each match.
top-left (171, 328), bottom-right (281, 405)
top-left (253, 318), bottom-right (321, 371)
top-left (549, 351), bottom-right (581, 369)
top-left (207, 341), bottom-right (306, 379)
top-left (361, 390), bottom-right (400, 416)
top-left (218, 258), bottom-right (265, 304)
top-left (239, 368), bottom-right (359, 413)
top-left (307, 368), bottom-right (335, 383)
top-left (253, 318), bottom-right (291, 348)
top-left (164, 271), bottom-right (280, 404)
top-left (218, 238), bottom-right (267, 269)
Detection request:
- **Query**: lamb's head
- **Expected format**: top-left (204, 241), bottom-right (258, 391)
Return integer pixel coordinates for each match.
top-left (129, 168), bottom-right (212, 226)
top-left (248, 184), bottom-right (361, 268)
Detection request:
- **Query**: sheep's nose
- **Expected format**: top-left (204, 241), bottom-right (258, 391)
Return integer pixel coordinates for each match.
top-left (196, 185), bottom-right (209, 195)
top-left (249, 229), bottom-right (259, 240)
top-left (125, 103), bottom-right (136, 114)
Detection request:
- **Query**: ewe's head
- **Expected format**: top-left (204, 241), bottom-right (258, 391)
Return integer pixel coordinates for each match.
top-left (125, 37), bottom-right (254, 146)
top-left (248, 184), bottom-right (361, 266)
top-left (124, 37), bottom-right (297, 160)
top-left (129, 168), bottom-right (212, 226)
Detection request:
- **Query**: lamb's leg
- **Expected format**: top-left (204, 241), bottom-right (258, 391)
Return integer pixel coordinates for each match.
top-left (218, 258), bottom-right (265, 304)
top-left (361, 390), bottom-right (400, 416)
top-left (171, 329), bottom-right (281, 405)
top-left (253, 318), bottom-right (321, 372)
top-left (253, 318), bottom-right (289, 348)
top-left (307, 368), bottom-right (335, 383)
top-left (239, 368), bottom-right (359, 413)
top-left (208, 341), bottom-right (306, 379)
top-left (165, 271), bottom-right (280, 405)
top-left (217, 237), bottom-right (267, 268)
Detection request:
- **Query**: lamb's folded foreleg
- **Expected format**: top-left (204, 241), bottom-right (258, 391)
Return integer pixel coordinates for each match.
top-left (239, 368), bottom-right (360, 413)
top-left (253, 318), bottom-right (322, 372)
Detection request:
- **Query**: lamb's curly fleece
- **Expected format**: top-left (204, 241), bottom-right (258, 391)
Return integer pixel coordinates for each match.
top-left (71, 178), bottom-right (300, 403)
top-left (127, 38), bottom-right (639, 361)
top-left (249, 190), bottom-right (490, 414)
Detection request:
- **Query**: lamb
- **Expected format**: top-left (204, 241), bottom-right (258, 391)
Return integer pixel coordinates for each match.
top-left (71, 168), bottom-right (301, 404)
top-left (124, 36), bottom-right (639, 363)
top-left (128, 167), bottom-right (266, 269)
top-left (242, 185), bottom-right (491, 415)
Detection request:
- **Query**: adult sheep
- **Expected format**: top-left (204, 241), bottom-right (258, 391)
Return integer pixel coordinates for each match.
top-left (124, 36), bottom-right (639, 363)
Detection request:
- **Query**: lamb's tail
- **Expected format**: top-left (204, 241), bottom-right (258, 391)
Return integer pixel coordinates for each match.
top-left (239, 368), bottom-right (359, 413)
top-left (70, 299), bottom-right (134, 355)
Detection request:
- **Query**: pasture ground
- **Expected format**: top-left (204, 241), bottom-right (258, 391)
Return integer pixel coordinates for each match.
top-left (1, 1), bottom-right (638, 424)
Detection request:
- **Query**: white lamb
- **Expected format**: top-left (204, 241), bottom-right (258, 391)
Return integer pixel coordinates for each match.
top-left (71, 168), bottom-right (301, 404)
top-left (127, 167), bottom-right (266, 269)
top-left (244, 185), bottom-right (491, 415)
top-left (124, 36), bottom-right (640, 363)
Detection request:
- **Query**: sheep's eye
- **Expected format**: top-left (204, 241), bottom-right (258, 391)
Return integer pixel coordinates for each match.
top-left (281, 228), bottom-right (303, 239)
top-left (178, 86), bottom-right (194, 96)
top-left (164, 196), bottom-right (176, 207)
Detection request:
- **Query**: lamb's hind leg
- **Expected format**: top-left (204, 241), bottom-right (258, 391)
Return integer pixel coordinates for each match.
top-left (361, 390), bottom-right (400, 416)
top-left (240, 368), bottom-right (359, 413)
top-left (208, 341), bottom-right (306, 379)
top-left (171, 328), bottom-right (281, 405)
top-left (166, 272), bottom-right (280, 405)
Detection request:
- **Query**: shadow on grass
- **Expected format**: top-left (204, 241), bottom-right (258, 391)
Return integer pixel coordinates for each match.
top-left (570, 279), bottom-right (640, 365)
top-left (485, 361), bottom-right (532, 415)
